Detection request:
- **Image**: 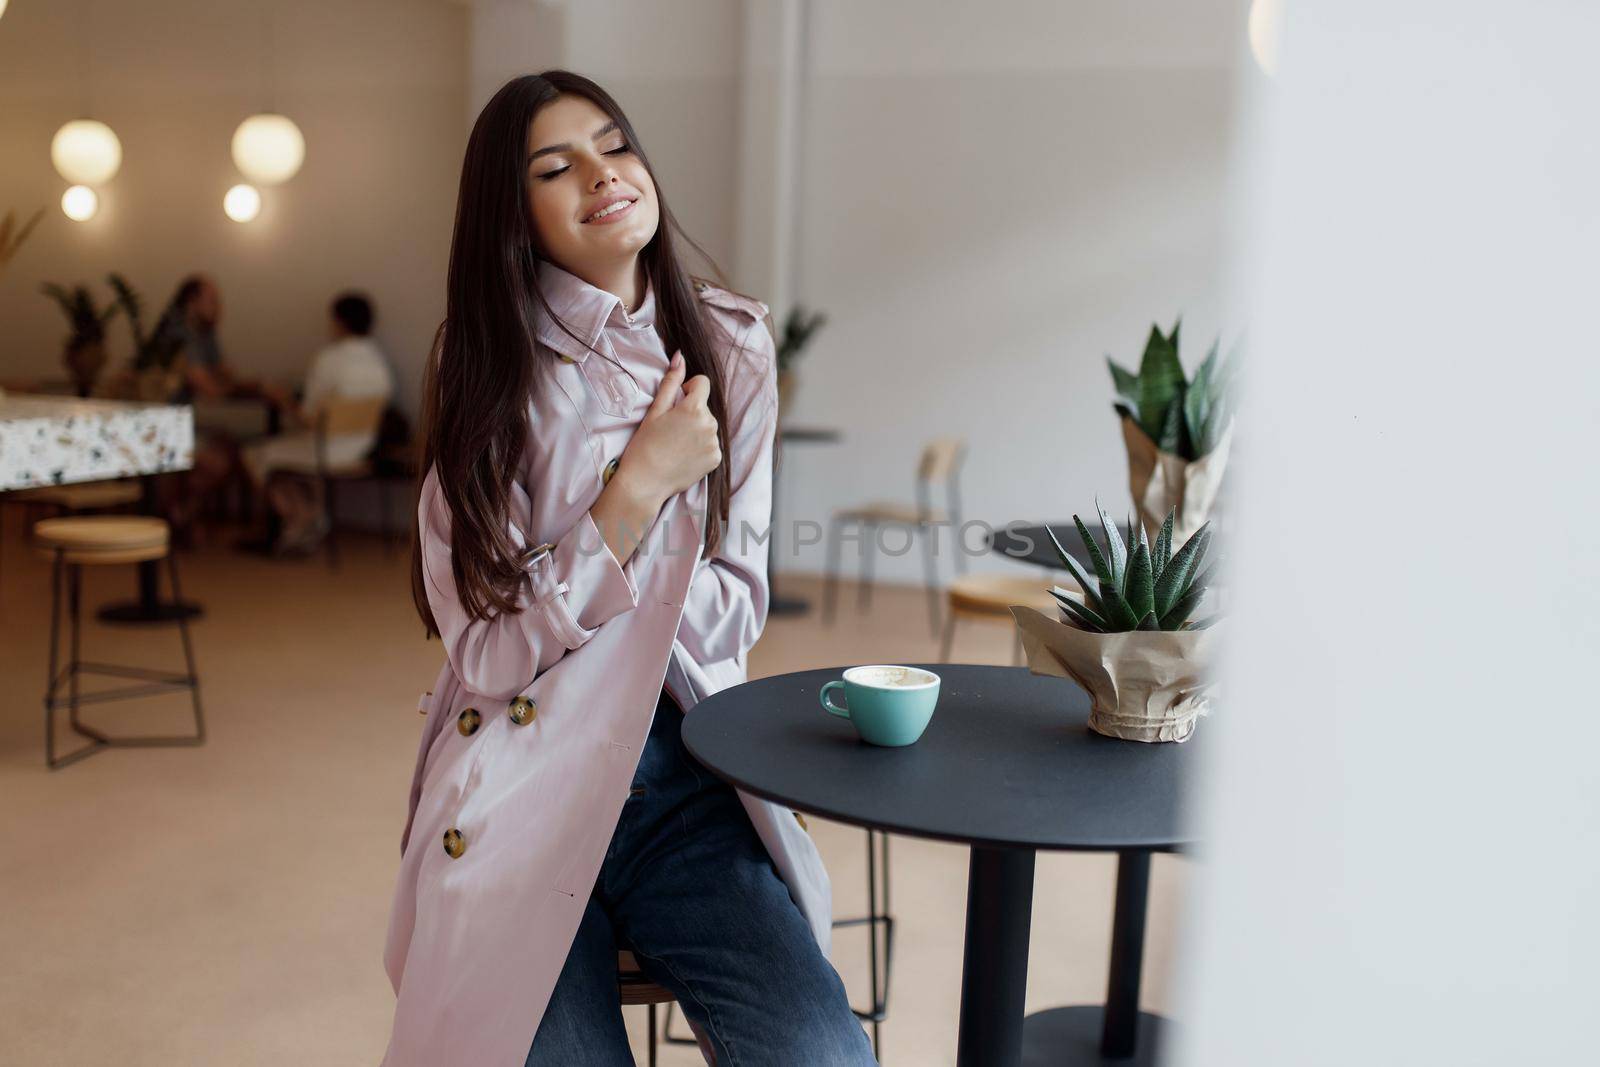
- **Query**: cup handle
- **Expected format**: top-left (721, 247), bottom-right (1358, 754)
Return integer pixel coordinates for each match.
top-left (820, 681), bottom-right (851, 720)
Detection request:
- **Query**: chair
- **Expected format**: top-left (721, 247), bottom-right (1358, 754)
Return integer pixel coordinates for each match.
top-left (1, 479), bottom-right (143, 605)
top-left (272, 395), bottom-right (389, 569)
top-left (661, 828), bottom-right (894, 1061)
top-left (619, 950), bottom-right (717, 1066)
top-left (822, 437), bottom-right (967, 635)
top-left (938, 572), bottom-right (1064, 665)
top-left (33, 515), bottom-right (204, 769)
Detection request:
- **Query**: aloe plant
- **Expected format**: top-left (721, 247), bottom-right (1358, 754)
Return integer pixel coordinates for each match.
top-left (775, 304), bottom-right (827, 375)
top-left (1108, 320), bottom-right (1236, 461)
top-left (108, 272), bottom-right (183, 371)
top-left (40, 282), bottom-right (120, 347)
top-left (1044, 504), bottom-right (1217, 632)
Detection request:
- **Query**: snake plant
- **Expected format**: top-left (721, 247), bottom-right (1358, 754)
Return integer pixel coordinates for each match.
top-left (1108, 320), bottom-right (1235, 461)
top-left (40, 282), bottom-right (121, 347)
top-left (1044, 504), bottom-right (1216, 632)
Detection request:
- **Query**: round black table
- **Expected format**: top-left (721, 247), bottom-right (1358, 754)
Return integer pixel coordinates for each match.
top-left (682, 664), bottom-right (1196, 1066)
top-left (987, 523), bottom-right (1091, 572)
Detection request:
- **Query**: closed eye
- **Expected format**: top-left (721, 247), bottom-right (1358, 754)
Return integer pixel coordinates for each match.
top-left (535, 144), bottom-right (628, 183)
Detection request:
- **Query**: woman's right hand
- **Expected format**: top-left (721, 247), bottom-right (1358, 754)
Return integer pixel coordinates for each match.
top-left (616, 351), bottom-right (722, 503)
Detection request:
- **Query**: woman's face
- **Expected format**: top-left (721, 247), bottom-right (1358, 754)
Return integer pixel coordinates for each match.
top-left (526, 95), bottom-right (659, 277)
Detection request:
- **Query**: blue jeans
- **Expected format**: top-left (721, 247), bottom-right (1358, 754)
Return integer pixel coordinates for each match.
top-left (526, 689), bottom-right (876, 1067)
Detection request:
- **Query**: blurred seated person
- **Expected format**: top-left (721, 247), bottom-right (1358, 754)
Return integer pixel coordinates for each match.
top-left (241, 292), bottom-right (394, 554)
top-left (155, 274), bottom-right (269, 541)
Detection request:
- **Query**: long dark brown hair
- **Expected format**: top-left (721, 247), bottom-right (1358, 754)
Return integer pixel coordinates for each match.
top-left (411, 71), bottom-right (736, 639)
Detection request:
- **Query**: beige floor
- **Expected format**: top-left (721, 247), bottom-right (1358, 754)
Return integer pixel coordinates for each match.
top-left (0, 523), bottom-right (1185, 1066)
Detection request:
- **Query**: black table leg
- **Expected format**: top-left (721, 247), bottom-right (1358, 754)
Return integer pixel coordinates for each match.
top-left (1101, 850), bottom-right (1150, 1057)
top-left (957, 846), bottom-right (1036, 1067)
top-left (768, 433), bottom-right (810, 616)
top-left (1019, 850), bottom-right (1164, 1066)
top-left (97, 473), bottom-right (203, 624)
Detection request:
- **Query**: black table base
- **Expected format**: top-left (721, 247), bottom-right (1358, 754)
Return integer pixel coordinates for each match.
top-left (97, 473), bottom-right (203, 624)
top-left (958, 847), bottom-right (1037, 1066)
top-left (1021, 1007), bottom-right (1165, 1066)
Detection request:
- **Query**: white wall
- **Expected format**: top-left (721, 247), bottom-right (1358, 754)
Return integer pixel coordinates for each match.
top-left (0, 0), bottom-right (468, 422)
top-left (1177, 2), bottom-right (1600, 1063)
top-left (466, 0), bottom-right (745, 278)
top-left (776, 0), bottom-right (1242, 583)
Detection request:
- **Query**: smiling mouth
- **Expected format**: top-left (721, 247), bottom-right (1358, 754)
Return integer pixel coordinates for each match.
top-left (583, 198), bottom-right (638, 223)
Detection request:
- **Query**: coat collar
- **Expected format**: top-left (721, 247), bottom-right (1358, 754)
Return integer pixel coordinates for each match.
top-left (534, 259), bottom-right (656, 365)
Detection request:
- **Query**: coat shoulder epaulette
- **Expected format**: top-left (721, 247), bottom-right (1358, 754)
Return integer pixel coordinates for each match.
top-left (692, 278), bottom-right (769, 324)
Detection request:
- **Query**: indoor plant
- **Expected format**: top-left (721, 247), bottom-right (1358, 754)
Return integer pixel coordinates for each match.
top-left (1108, 320), bottom-right (1236, 543)
top-left (1, 207), bottom-right (44, 277)
top-left (774, 304), bottom-right (826, 421)
top-left (41, 280), bottom-right (121, 396)
top-left (1010, 503), bottom-right (1218, 743)
top-left (104, 273), bottom-right (186, 401)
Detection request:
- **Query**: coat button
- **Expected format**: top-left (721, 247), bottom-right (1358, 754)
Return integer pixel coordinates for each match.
top-left (443, 828), bottom-right (466, 858)
top-left (558, 353), bottom-right (578, 364)
top-left (457, 708), bottom-right (481, 736)
top-left (793, 811), bottom-right (808, 831)
top-left (509, 695), bottom-right (537, 726)
top-left (602, 457), bottom-right (619, 485)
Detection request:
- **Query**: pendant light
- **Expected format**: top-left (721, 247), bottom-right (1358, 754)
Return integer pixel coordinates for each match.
top-left (231, 6), bottom-right (304, 188)
top-left (51, 119), bottom-right (122, 185)
top-left (53, 2), bottom-right (119, 219)
top-left (224, 184), bottom-right (262, 223)
top-left (231, 114), bottom-right (304, 184)
top-left (61, 185), bottom-right (98, 222)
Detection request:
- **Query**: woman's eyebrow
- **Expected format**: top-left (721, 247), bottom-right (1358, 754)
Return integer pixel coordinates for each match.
top-left (528, 121), bottom-right (620, 165)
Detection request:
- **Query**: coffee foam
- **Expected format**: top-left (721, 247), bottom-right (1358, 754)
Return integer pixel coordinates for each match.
top-left (846, 665), bottom-right (937, 689)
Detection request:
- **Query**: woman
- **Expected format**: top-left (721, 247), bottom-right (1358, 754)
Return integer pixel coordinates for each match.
top-left (382, 72), bottom-right (876, 1066)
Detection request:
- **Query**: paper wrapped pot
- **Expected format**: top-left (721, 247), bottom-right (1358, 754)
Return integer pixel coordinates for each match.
top-left (1121, 413), bottom-right (1232, 545)
top-left (1011, 605), bottom-right (1217, 743)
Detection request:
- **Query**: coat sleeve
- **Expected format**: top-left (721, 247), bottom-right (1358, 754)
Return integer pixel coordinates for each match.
top-left (418, 467), bottom-right (642, 701)
top-left (676, 315), bottom-right (779, 666)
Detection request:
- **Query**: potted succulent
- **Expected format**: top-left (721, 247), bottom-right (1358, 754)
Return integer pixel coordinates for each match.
top-left (105, 273), bottom-right (187, 401)
top-left (1011, 504), bottom-right (1218, 743)
top-left (774, 304), bottom-right (827, 421)
top-left (1, 208), bottom-right (45, 276)
top-left (1108, 320), bottom-right (1236, 544)
top-left (41, 281), bottom-right (122, 397)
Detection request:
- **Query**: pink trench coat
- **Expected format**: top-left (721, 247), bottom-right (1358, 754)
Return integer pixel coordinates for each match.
top-left (381, 263), bottom-right (832, 1065)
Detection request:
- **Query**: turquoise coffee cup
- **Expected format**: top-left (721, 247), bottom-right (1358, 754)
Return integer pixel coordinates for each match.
top-left (819, 665), bottom-right (941, 747)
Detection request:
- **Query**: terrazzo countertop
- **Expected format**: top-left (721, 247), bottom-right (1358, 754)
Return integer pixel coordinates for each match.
top-left (0, 394), bottom-right (195, 492)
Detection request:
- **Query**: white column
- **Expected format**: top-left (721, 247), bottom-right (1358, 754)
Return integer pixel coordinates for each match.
top-left (734, 0), bottom-right (807, 318)
top-left (467, 0), bottom-right (569, 127)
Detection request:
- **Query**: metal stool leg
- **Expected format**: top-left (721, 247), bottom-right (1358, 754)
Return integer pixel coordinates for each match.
top-left (45, 558), bottom-right (108, 769)
top-left (822, 517), bottom-right (844, 625)
top-left (920, 525), bottom-right (942, 636)
top-left (858, 523), bottom-right (876, 612)
top-left (938, 606), bottom-right (958, 662)
top-left (43, 547), bottom-right (205, 768)
top-left (323, 475), bottom-right (341, 571)
top-left (829, 828), bottom-right (894, 1059)
top-left (43, 549), bottom-right (64, 767)
top-left (167, 551), bottom-right (206, 743)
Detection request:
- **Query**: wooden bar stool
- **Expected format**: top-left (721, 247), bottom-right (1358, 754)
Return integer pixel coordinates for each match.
top-left (938, 572), bottom-right (1065, 664)
top-left (618, 950), bottom-right (716, 1066)
top-left (34, 515), bottom-right (205, 770)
